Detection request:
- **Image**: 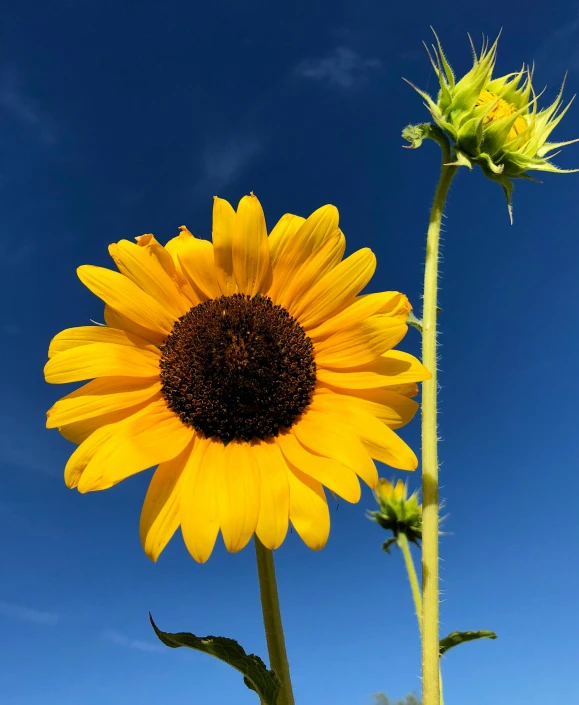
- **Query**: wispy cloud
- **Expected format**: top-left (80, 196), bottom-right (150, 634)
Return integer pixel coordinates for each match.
top-left (198, 135), bottom-right (263, 193)
top-left (103, 629), bottom-right (166, 654)
top-left (0, 69), bottom-right (55, 144)
top-left (0, 600), bottom-right (59, 626)
top-left (535, 6), bottom-right (579, 75)
top-left (295, 46), bottom-right (382, 89)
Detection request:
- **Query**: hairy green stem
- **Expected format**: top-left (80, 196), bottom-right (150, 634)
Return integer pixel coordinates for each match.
top-left (397, 533), bottom-right (445, 705)
top-left (421, 141), bottom-right (456, 705)
top-left (254, 537), bottom-right (295, 705)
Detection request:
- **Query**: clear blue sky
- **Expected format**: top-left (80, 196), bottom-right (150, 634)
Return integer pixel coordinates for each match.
top-left (1, 1), bottom-right (578, 704)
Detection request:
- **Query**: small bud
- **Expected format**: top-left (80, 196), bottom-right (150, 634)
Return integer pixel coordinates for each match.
top-left (368, 478), bottom-right (422, 547)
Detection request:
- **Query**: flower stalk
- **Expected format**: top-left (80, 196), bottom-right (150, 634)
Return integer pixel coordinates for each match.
top-left (420, 134), bottom-right (457, 705)
top-left (254, 537), bottom-right (295, 705)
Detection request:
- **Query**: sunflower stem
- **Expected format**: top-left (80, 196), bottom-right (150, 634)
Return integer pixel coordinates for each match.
top-left (254, 536), bottom-right (295, 705)
top-left (397, 533), bottom-right (445, 705)
top-left (421, 139), bottom-right (456, 705)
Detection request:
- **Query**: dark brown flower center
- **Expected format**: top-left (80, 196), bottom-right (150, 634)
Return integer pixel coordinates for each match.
top-left (159, 294), bottom-right (317, 443)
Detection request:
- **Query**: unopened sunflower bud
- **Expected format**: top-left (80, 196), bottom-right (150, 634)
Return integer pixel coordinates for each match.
top-left (404, 30), bottom-right (578, 221)
top-left (368, 478), bottom-right (422, 549)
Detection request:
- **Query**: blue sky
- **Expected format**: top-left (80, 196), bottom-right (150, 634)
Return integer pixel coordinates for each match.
top-left (1, 1), bottom-right (579, 703)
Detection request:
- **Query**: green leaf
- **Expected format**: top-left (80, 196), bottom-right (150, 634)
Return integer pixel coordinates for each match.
top-left (149, 613), bottom-right (281, 704)
top-left (439, 630), bottom-right (497, 656)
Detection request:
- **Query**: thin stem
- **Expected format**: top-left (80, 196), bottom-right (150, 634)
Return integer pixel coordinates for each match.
top-left (421, 142), bottom-right (456, 705)
top-left (397, 533), bottom-right (445, 705)
top-left (254, 536), bottom-right (295, 705)
top-left (397, 533), bottom-right (423, 635)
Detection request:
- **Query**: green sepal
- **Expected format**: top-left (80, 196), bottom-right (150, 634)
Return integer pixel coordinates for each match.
top-left (457, 116), bottom-right (483, 155)
top-left (149, 613), bottom-right (281, 705)
top-left (445, 149), bottom-right (473, 169)
top-left (439, 629), bottom-right (498, 656)
top-left (381, 538), bottom-right (398, 554)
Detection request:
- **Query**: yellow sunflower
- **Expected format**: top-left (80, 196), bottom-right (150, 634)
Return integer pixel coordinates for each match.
top-left (44, 194), bottom-right (430, 563)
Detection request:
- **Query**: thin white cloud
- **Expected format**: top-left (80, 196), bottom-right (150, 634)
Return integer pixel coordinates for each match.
top-left (103, 629), bottom-right (166, 654)
top-left (199, 136), bottom-right (263, 193)
top-left (0, 69), bottom-right (55, 144)
top-left (0, 600), bottom-right (59, 626)
top-left (295, 46), bottom-right (382, 89)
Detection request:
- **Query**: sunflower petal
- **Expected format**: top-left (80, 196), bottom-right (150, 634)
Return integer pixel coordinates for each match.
top-left (104, 306), bottom-right (167, 347)
top-left (77, 397), bottom-right (194, 493)
top-left (254, 440), bottom-right (289, 550)
top-left (58, 401), bottom-right (154, 444)
top-left (135, 233), bottom-right (198, 304)
top-left (47, 377), bottom-right (161, 428)
top-left (268, 214), bottom-right (306, 266)
top-left (316, 350), bottom-right (431, 389)
top-left (48, 326), bottom-right (159, 359)
top-left (278, 230), bottom-right (345, 312)
top-left (306, 292), bottom-right (409, 339)
top-left (108, 239), bottom-right (191, 318)
top-left (212, 197), bottom-right (238, 295)
top-left (314, 317), bottom-right (408, 368)
top-left (315, 385), bottom-right (419, 429)
top-left (267, 205), bottom-right (338, 303)
top-left (233, 193), bottom-right (272, 297)
top-left (180, 436), bottom-right (220, 564)
top-left (286, 464), bottom-right (330, 551)
top-left (167, 227), bottom-right (222, 300)
top-left (312, 394), bottom-right (418, 470)
top-left (44, 343), bottom-right (160, 384)
top-left (215, 441), bottom-right (261, 553)
top-left (277, 431), bottom-right (360, 503)
top-left (291, 409), bottom-right (378, 489)
top-left (77, 265), bottom-right (176, 335)
top-left (140, 441), bottom-right (193, 562)
top-left (293, 248), bottom-right (377, 329)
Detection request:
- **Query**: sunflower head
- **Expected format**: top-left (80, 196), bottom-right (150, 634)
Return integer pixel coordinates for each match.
top-left (44, 193), bottom-right (431, 563)
top-left (404, 30), bottom-right (578, 219)
top-left (369, 478), bottom-right (422, 549)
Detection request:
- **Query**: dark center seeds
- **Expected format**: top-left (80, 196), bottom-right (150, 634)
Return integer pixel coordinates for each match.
top-left (159, 294), bottom-right (317, 443)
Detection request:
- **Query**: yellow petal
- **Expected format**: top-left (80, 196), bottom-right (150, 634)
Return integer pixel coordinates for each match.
top-left (44, 343), bottom-right (160, 384)
top-left (215, 441), bottom-right (261, 553)
top-left (314, 317), bottom-right (408, 368)
top-left (277, 230), bottom-right (345, 312)
top-left (306, 292), bottom-right (407, 340)
top-left (108, 239), bottom-right (191, 319)
top-left (287, 464), bottom-right (330, 551)
top-left (315, 385), bottom-right (418, 429)
top-left (233, 193), bottom-right (272, 296)
top-left (277, 431), bottom-right (360, 503)
top-left (212, 197), bottom-right (238, 295)
top-left (104, 306), bottom-right (167, 347)
top-left (253, 440), bottom-right (290, 550)
top-left (312, 396), bottom-right (417, 471)
top-left (293, 248), bottom-right (376, 329)
top-left (48, 325), bottom-right (159, 359)
top-left (64, 419), bottom-right (123, 489)
top-left (180, 435), bottom-right (220, 563)
top-left (77, 265), bottom-right (176, 335)
top-left (267, 205), bottom-right (338, 303)
top-left (268, 214), bottom-right (306, 266)
top-left (140, 441), bottom-right (193, 562)
top-left (394, 479), bottom-right (406, 499)
top-left (47, 377), bottom-right (161, 428)
top-left (167, 227), bottom-right (222, 300)
top-left (77, 397), bottom-right (194, 493)
top-left (291, 409), bottom-right (377, 489)
top-left (58, 401), bottom-right (153, 445)
top-left (316, 350), bottom-right (431, 389)
top-left (135, 233), bottom-right (198, 304)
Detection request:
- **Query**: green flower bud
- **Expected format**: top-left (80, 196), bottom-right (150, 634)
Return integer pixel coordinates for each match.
top-left (405, 30), bottom-right (578, 221)
top-left (368, 478), bottom-right (422, 550)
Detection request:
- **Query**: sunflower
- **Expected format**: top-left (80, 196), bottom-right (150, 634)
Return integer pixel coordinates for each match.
top-left (44, 194), bottom-right (430, 563)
